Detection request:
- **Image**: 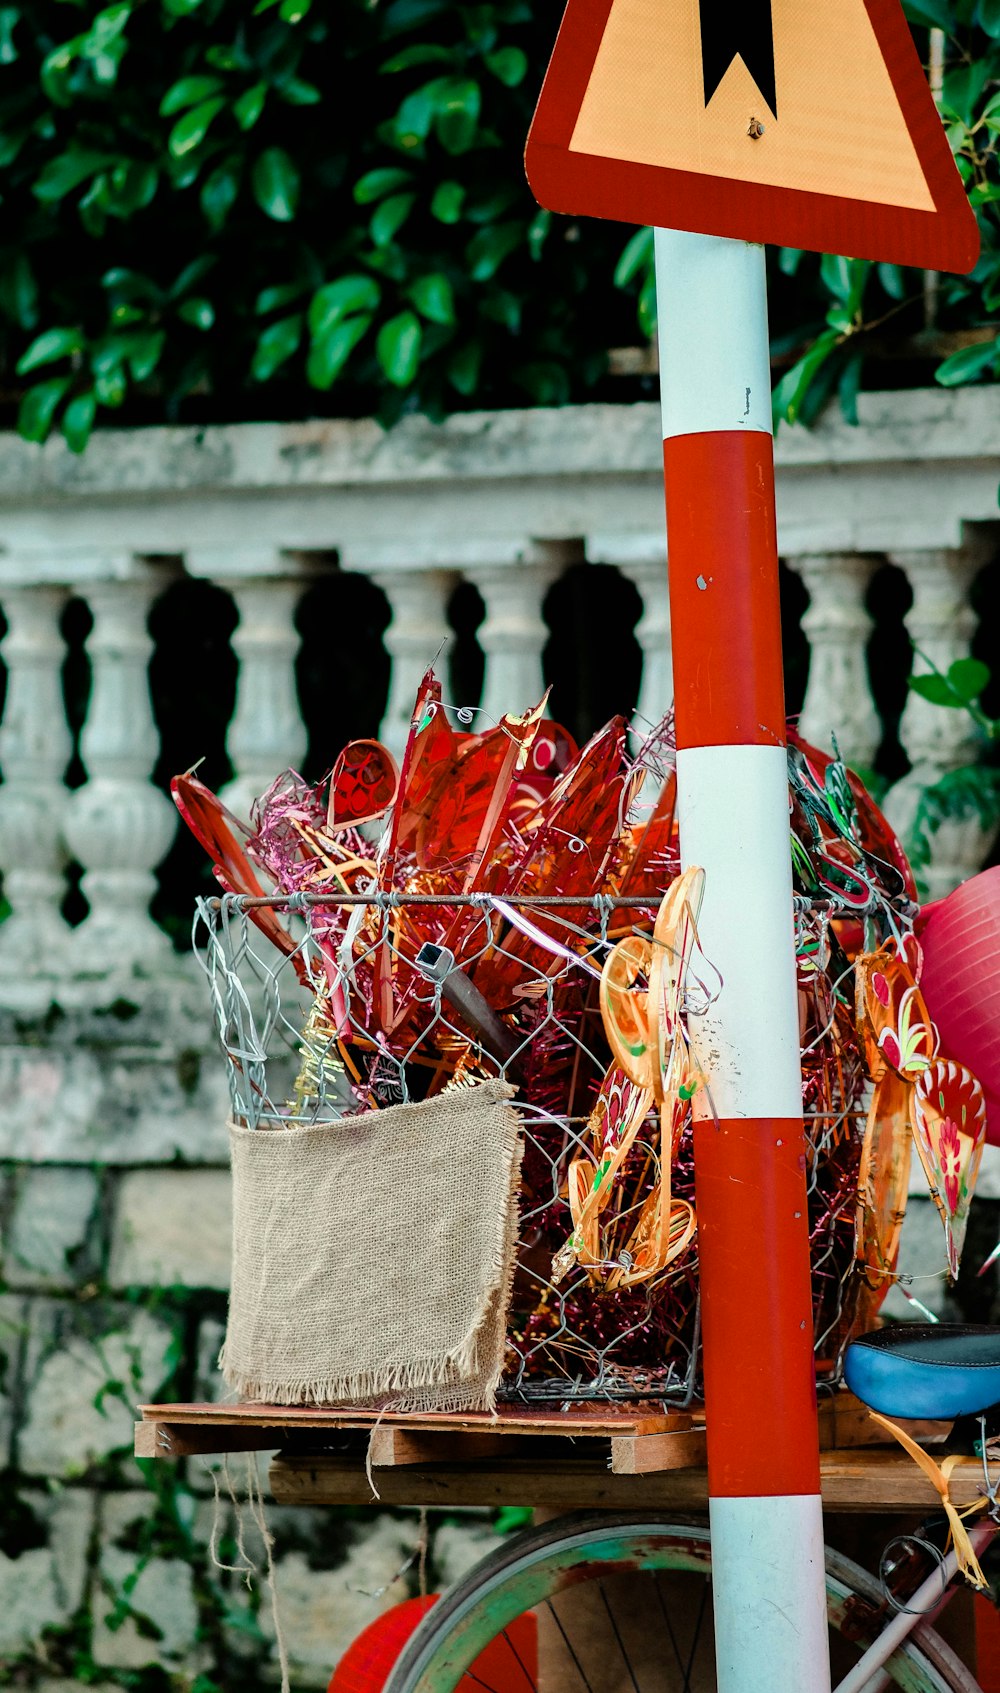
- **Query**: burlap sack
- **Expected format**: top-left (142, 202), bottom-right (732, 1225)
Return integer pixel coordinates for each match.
top-left (221, 1078), bottom-right (523, 1412)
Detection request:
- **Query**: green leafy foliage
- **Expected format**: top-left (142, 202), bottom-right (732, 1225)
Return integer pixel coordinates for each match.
top-left (0, 0), bottom-right (635, 447)
top-left (766, 1), bottom-right (1000, 426)
top-left (0, 0), bottom-right (993, 451)
top-left (905, 648), bottom-right (1000, 873)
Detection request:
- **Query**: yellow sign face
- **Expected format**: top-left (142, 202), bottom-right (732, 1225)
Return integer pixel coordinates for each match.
top-left (525, 0), bottom-right (979, 271)
top-left (570, 0), bottom-right (933, 211)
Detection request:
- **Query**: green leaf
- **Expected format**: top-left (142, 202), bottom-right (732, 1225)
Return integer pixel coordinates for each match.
top-left (431, 180), bottom-right (465, 223)
top-left (434, 76), bottom-right (481, 154)
top-left (103, 266), bottom-right (160, 303)
top-left (484, 46), bottom-right (527, 86)
top-left (33, 149), bottom-right (116, 203)
top-left (201, 158), bottom-right (241, 229)
top-left (280, 0), bottom-right (311, 19)
top-left (772, 329), bottom-right (840, 426)
top-left (614, 226), bottom-right (653, 289)
top-left (393, 77), bottom-right (450, 146)
top-left (308, 275), bottom-right (381, 336)
top-left (94, 365), bottom-right (127, 406)
top-left (0, 7), bottom-right (20, 64)
top-left (878, 263), bottom-right (905, 301)
top-left (527, 209), bottom-right (550, 261)
top-left (40, 39), bottom-right (84, 107)
top-left (252, 147), bottom-right (300, 221)
top-left (233, 82), bottom-right (267, 130)
top-left (942, 60), bottom-right (991, 127)
top-left (17, 377), bottom-right (71, 445)
top-left (168, 97), bottom-right (227, 158)
top-left (820, 254), bottom-right (869, 318)
top-left (16, 326), bottom-right (83, 375)
top-left (370, 190), bottom-right (416, 246)
top-left (105, 159), bottom-right (158, 216)
top-left (169, 255), bottom-right (217, 299)
top-left (0, 253), bottom-right (38, 331)
top-left (637, 270), bottom-right (656, 338)
top-left (159, 74), bottom-right (224, 116)
top-left (126, 330), bottom-right (165, 381)
top-left (902, 0), bottom-right (954, 26)
top-left (307, 314), bottom-right (372, 388)
top-left (353, 167), bottom-right (414, 204)
top-left (163, 0), bottom-right (204, 12)
top-left (62, 389), bottom-right (97, 454)
top-left (466, 220), bottom-right (523, 281)
top-left (376, 310), bottom-right (422, 385)
top-left (447, 339), bottom-right (482, 395)
top-left (277, 76), bottom-right (321, 104)
top-left (979, 0), bottom-right (1000, 37)
top-left (778, 247), bottom-right (804, 276)
top-left (380, 43), bottom-right (455, 72)
top-left (480, 288), bottom-right (521, 332)
top-left (256, 282), bottom-right (306, 315)
top-left (837, 351), bottom-right (863, 426)
top-left (409, 271), bottom-right (455, 324)
top-left (934, 337), bottom-right (999, 387)
top-left (909, 672), bottom-right (965, 707)
top-left (0, 122), bottom-right (29, 170)
top-left (947, 657), bottom-right (992, 703)
top-left (177, 297), bottom-right (215, 330)
top-left (515, 360), bottom-right (570, 405)
top-left (251, 313), bottom-right (303, 380)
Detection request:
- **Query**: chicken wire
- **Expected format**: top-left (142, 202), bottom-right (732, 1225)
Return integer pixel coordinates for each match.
top-left (194, 889), bottom-right (868, 1407)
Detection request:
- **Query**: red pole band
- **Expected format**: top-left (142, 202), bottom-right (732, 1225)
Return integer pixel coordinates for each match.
top-left (663, 431), bottom-right (786, 751)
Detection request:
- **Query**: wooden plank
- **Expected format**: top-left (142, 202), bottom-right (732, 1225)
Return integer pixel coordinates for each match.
top-left (816, 1392), bottom-right (952, 1451)
top-left (138, 1400), bottom-right (677, 1438)
top-left (136, 1394), bottom-right (956, 1465)
top-left (369, 1429), bottom-right (511, 1468)
top-left (269, 1454), bottom-right (710, 1510)
top-left (135, 1420), bottom-right (289, 1460)
top-left (268, 1448), bottom-right (990, 1514)
top-left (611, 1429), bottom-right (708, 1475)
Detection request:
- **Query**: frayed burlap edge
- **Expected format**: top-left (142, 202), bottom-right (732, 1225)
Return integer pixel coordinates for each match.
top-left (219, 1085), bottom-right (524, 1413)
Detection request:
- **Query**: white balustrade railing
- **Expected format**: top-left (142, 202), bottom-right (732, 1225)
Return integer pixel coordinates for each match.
top-left (2, 388), bottom-right (999, 1009)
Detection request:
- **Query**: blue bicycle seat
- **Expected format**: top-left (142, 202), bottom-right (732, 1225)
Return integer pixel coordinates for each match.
top-left (845, 1324), bottom-right (1000, 1420)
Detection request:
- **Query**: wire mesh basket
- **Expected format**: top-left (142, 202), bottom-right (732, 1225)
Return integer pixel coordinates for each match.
top-left (195, 886), bottom-right (867, 1407)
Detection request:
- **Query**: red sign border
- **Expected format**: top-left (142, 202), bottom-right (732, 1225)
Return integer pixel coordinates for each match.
top-left (525, 0), bottom-right (979, 272)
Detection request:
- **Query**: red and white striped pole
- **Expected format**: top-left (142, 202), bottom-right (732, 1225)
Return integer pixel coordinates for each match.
top-left (656, 227), bottom-right (831, 1693)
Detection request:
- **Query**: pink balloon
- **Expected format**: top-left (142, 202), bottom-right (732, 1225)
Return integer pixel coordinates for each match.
top-left (919, 866), bottom-right (1000, 1147)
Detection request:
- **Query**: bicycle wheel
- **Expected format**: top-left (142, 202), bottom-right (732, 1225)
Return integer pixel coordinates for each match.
top-left (383, 1511), bottom-right (981, 1693)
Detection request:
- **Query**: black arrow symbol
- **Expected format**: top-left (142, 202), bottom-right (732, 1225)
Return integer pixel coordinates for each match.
top-left (699, 0), bottom-right (777, 120)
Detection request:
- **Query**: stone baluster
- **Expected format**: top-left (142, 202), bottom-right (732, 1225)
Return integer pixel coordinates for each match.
top-left (62, 569), bottom-right (178, 981)
top-left (363, 566), bottom-right (456, 758)
top-left (790, 553), bottom-right (881, 768)
top-left (587, 534), bottom-right (673, 742)
top-left (462, 542), bottom-right (573, 725)
top-left (883, 542), bottom-right (993, 898)
top-left (217, 578), bottom-right (307, 821)
top-left (0, 585), bottom-right (74, 1008)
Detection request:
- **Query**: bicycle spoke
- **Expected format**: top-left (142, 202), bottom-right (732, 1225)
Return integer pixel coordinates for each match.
top-left (598, 1581), bottom-right (642, 1693)
top-left (544, 1597), bottom-right (596, 1693)
top-left (460, 1671), bottom-right (502, 1693)
top-left (500, 1626), bottom-right (538, 1692)
top-left (652, 1569), bottom-right (689, 1684)
top-left (682, 1577), bottom-right (711, 1693)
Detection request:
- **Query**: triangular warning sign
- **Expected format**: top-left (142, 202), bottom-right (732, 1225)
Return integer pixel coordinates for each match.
top-left (526, 0), bottom-right (978, 272)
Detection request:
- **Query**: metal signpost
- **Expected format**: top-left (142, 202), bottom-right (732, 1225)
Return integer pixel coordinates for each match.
top-left (525, 4), bottom-right (978, 1689)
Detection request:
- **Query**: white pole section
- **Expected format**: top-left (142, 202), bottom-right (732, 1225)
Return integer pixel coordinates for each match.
top-left (656, 225), bottom-right (831, 1693)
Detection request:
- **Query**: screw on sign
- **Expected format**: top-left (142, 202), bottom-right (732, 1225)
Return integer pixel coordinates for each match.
top-left (525, 6), bottom-right (978, 1693)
